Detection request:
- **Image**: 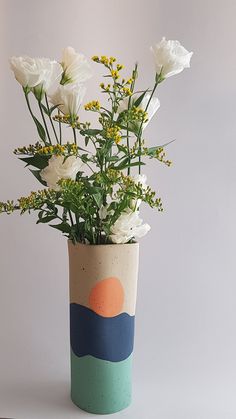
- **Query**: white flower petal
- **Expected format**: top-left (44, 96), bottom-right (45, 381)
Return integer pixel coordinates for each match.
top-left (110, 209), bottom-right (150, 243)
top-left (150, 37), bottom-right (193, 79)
top-left (40, 155), bottom-right (83, 190)
top-left (49, 83), bottom-right (86, 116)
top-left (61, 46), bottom-right (92, 84)
top-left (9, 56), bottom-right (63, 91)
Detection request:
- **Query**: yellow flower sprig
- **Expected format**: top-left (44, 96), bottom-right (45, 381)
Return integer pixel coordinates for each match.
top-left (14, 142), bottom-right (42, 155)
top-left (84, 100), bottom-right (101, 111)
top-left (120, 106), bottom-right (148, 124)
top-left (100, 82), bottom-right (111, 92)
top-left (118, 173), bottom-right (164, 211)
top-left (92, 55), bottom-right (117, 66)
top-left (154, 147), bottom-right (172, 166)
top-left (18, 189), bottom-right (58, 213)
top-left (143, 146), bottom-right (172, 167)
top-left (53, 114), bottom-right (91, 131)
top-left (122, 87), bottom-right (132, 96)
top-left (14, 142), bottom-right (79, 157)
top-left (53, 114), bottom-right (79, 127)
top-left (37, 143), bottom-right (78, 156)
top-left (0, 200), bottom-right (15, 214)
top-left (105, 125), bottom-right (122, 144)
top-left (0, 189), bottom-right (59, 215)
top-left (92, 55), bottom-right (124, 82)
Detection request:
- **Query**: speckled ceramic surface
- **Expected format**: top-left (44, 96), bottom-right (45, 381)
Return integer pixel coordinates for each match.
top-left (68, 241), bottom-right (139, 414)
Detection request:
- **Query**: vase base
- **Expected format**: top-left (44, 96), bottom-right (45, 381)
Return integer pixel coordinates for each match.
top-left (70, 351), bottom-right (132, 414)
top-left (71, 395), bottom-right (131, 415)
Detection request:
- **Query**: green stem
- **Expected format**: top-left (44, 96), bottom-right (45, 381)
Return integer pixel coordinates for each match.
top-left (68, 210), bottom-right (74, 226)
top-left (38, 101), bottom-right (51, 144)
top-left (72, 127), bottom-right (77, 145)
top-left (45, 94), bottom-right (59, 143)
top-left (137, 81), bottom-right (158, 174)
top-left (24, 92), bottom-right (35, 122)
top-left (58, 111), bottom-right (62, 145)
top-left (24, 92), bottom-right (47, 144)
top-left (126, 64), bottom-right (138, 175)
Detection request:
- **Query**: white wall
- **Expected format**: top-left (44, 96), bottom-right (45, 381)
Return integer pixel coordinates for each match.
top-left (1, 1), bottom-right (236, 418)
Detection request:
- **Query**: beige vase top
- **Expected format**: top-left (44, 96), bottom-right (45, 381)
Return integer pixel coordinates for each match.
top-left (68, 241), bottom-right (139, 317)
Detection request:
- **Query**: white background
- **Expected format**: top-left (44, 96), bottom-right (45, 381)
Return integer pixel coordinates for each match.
top-left (0, 0), bottom-right (236, 418)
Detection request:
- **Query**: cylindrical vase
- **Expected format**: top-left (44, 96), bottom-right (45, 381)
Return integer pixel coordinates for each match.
top-left (68, 241), bottom-right (139, 414)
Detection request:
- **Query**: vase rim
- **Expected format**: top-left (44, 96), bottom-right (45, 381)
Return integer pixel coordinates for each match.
top-left (68, 239), bottom-right (139, 248)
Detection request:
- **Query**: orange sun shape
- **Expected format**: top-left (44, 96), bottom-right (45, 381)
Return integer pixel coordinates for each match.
top-left (88, 277), bottom-right (124, 318)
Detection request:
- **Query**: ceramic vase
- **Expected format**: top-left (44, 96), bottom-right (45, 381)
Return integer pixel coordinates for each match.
top-left (68, 241), bottom-right (139, 414)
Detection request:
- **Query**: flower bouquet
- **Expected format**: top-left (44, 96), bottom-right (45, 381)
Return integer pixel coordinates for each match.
top-left (0, 38), bottom-right (192, 414)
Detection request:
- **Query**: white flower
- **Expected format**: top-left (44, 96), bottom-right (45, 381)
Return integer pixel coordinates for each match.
top-left (40, 155), bottom-right (82, 190)
top-left (49, 83), bottom-right (86, 117)
top-left (118, 93), bottom-right (160, 129)
top-left (150, 37), bottom-right (193, 79)
top-left (9, 56), bottom-right (63, 92)
top-left (110, 209), bottom-right (150, 244)
top-left (61, 46), bottom-right (92, 84)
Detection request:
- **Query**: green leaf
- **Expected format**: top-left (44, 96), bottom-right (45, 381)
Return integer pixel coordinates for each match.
top-left (102, 109), bottom-right (113, 117)
top-left (159, 139), bottom-right (176, 147)
top-left (146, 146), bottom-right (160, 156)
top-left (50, 222), bottom-right (71, 234)
top-left (40, 103), bottom-right (59, 117)
top-left (106, 156), bottom-right (119, 162)
top-left (117, 123), bottom-right (139, 135)
top-left (33, 116), bottom-right (46, 142)
top-left (133, 89), bottom-right (148, 108)
top-left (19, 155), bottom-right (49, 169)
top-left (40, 103), bottom-right (49, 116)
top-left (80, 154), bottom-right (89, 163)
top-left (108, 201), bottom-right (118, 211)
top-left (37, 215), bottom-right (56, 224)
top-left (115, 157), bottom-right (129, 169)
top-left (113, 160), bottom-right (145, 170)
top-left (29, 169), bottom-right (47, 186)
top-left (117, 144), bottom-right (127, 153)
top-left (101, 139), bottom-right (113, 157)
top-left (93, 193), bottom-right (103, 208)
top-left (80, 129), bottom-right (101, 137)
top-left (49, 104), bottom-right (60, 115)
top-left (146, 140), bottom-right (175, 156)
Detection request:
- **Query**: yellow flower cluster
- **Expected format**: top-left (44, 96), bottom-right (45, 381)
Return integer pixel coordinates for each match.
top-left (132, 107), bottom-right (148, 122)
top-left (0, 200), bottom-right (15, 214)
top-left (18, 189), bottom-right (57, 212)
top-left (100, 83), bottom-right (111, 92)
top-left (38, 143), bottom-right (78, 156)
top-left (111, 69), bottom-right (119, 80)
top-left (84, 100), bottom-right (101, 111)
top-left (38, 145), bottom-right (64, 154)
top-left (105, 125), bottom-right (122, 144)
top-left (121, 107), bottom-right (148, 124)
top-left (53, 114), bottom-right (79, 126)
top-left (106, 168), bottom-right (122, 183)
top-left (122, 87), bottom-right (132, 96)
top-left (155, 147), bottom-right (172, 167)
top-left (14, 142), bottom-right (42, 155)
top-left (92, 55), bottom-right (116, 66)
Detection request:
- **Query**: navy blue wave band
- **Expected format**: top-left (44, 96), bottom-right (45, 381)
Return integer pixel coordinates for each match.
top-left (70, 303), bottom-right (135, 362)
